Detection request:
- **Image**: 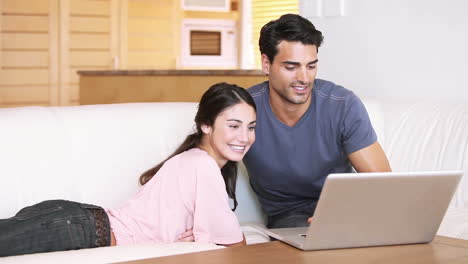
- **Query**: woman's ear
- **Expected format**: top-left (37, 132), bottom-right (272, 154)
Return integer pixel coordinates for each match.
top-left (201, 124), bottom-right (212, 135)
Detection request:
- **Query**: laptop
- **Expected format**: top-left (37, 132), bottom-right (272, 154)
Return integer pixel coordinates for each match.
top-left (255, 171), bottom-right (463, 250)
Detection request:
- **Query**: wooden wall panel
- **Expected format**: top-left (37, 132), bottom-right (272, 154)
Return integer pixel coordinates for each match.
top-left (2, 51), bottom-right (49, 68)
top-left (70, 17), bottom-right (110, 33)
top-left (127, 52), bottom-right (174, 68)
top-left (70, 0), bottom-right (110, 16)
top-left (0, 1), bottom-right (2, 69)
top-left (70, 51), bottom-right (110, 67)
top-left (48, 0), bottom-right (59, 106)
top-left (66, 0), bottom-right (113, 105)
top-left (58, 0), bottom-right (71, 105)
top-left (2, 0), bottom-right (49, 14)
top-left (2, 16), bottom-right (49, 32)
top-left (69, 83), bottom-right (80, 101)
top-left (2, 33), bottom-right (49, 50)
top-left (126, 0), bottom-right (178, 69)
top-left (0, 69), bottom-right (49, 85)
top-left (128, 35), bottom-right (173, 50)
top-left (128, 1), bottom-right (172, 18)
top-left (0, 0), bottom-right (51, 107)
top-left (127, 19), bottom-right (172, 34)
top-left (0, 86), bottom-right (49, 102)
top-left (183, 11), bottom-right (238, 20)
top-left (69, 34), bottom-right (110, 50)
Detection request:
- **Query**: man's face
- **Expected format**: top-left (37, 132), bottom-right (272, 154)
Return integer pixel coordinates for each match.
top-left (262, 41), bottom-right (318, 106)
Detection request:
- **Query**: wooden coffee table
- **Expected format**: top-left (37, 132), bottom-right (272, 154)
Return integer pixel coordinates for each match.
top-left (118, 236), bottom-right (468, 264)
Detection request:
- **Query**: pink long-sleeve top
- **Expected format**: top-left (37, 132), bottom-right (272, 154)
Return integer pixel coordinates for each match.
top-left (105, 148), bottom-right (243, 245)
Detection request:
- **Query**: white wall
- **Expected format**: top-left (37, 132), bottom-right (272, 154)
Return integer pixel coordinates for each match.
top-left (302, 0), bottom-right (468, 103)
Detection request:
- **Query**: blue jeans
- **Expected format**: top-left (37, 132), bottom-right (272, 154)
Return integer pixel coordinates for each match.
top-left (0, 200), bottom-right (109, 257)
top-left (267, 202), bottom-right (317, 228)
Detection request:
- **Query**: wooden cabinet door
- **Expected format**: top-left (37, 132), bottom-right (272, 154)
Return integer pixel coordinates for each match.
top-left (0, 0), bottom-right (117, 107)
top-left (0, 0), bottom-right (181, 107)
top-left (0, 0), bottom-right (58, 107)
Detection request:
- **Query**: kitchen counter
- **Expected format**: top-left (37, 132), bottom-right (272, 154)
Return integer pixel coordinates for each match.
top-left (78, 70), bottom-right (266, 105)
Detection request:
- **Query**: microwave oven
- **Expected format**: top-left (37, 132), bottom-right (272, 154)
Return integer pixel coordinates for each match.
top-left (180, 19), bottom-right (237, 68)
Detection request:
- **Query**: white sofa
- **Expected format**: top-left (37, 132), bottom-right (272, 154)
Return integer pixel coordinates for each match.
top-left (0, 99), bottom-right (467, 263)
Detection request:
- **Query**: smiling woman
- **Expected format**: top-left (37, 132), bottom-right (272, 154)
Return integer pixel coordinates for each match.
top-left (0, 82), bottom-right (257, 257)
top-left (199, 101), bottom-right (256, 168)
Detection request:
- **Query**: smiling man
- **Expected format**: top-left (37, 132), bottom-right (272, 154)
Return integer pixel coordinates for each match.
top-left (243, 14), bottom-right (391, 229)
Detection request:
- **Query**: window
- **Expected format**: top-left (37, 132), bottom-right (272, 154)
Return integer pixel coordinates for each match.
top-left (251, 0), bottom-right (299, 68)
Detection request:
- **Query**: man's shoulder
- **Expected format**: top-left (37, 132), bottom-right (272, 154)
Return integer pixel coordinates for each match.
top-left (247, 81), bottom-right (268, 98)
top-left (314, 79), bottom-right (356, 101)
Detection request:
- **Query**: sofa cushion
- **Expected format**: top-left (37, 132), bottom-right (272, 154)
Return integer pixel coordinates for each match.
top-left (437, 207), bottom-right (468, 239)
top-left (0, 106), bottom-right (73, 218)
top-left (0, 103), bottom-right (198, 218)
top-left (382, 102), bottom-right (468, 207)
top-left (361, 98), bottom-right (385, 145)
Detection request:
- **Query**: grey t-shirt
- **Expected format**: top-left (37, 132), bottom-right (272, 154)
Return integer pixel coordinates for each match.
top-left (244, 80), bottom-right (377, 217)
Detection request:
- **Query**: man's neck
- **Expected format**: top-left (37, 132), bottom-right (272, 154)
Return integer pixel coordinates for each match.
top-left (269, 94), bottom-right (311, 127)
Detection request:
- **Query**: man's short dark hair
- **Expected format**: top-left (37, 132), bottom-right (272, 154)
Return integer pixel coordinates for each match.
top-left (259, 13), bottom-right (324, 63)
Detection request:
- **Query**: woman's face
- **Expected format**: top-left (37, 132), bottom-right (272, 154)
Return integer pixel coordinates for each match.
top-left (201, 102), bottom-right (256, 168)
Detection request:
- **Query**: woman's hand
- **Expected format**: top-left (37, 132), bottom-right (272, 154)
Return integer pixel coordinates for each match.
top-left (307, 217), bottom-right (313, 223)
top-left (177, 229), bottom-right (195, 242)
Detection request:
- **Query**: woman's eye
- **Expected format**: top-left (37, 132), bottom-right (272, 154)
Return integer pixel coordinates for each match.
top-left (248, 126), bottom-right (256, 131)
top-left (229, 125), bottom-right (239, 129)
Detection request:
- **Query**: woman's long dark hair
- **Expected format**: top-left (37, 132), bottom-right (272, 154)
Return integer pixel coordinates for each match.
top-left (139, 82), bottom-right (256, 211)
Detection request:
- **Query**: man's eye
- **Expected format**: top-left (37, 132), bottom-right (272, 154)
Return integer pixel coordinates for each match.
top-left (308, 65), bottom-right (316, 70)
top-left (285, 67), bottom-right (295, 71)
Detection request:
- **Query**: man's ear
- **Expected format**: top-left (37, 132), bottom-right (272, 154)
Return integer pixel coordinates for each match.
top-left (201, 124), bottom-right (212, 135)
top-left (261, 54), bottom-right (271, 75)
